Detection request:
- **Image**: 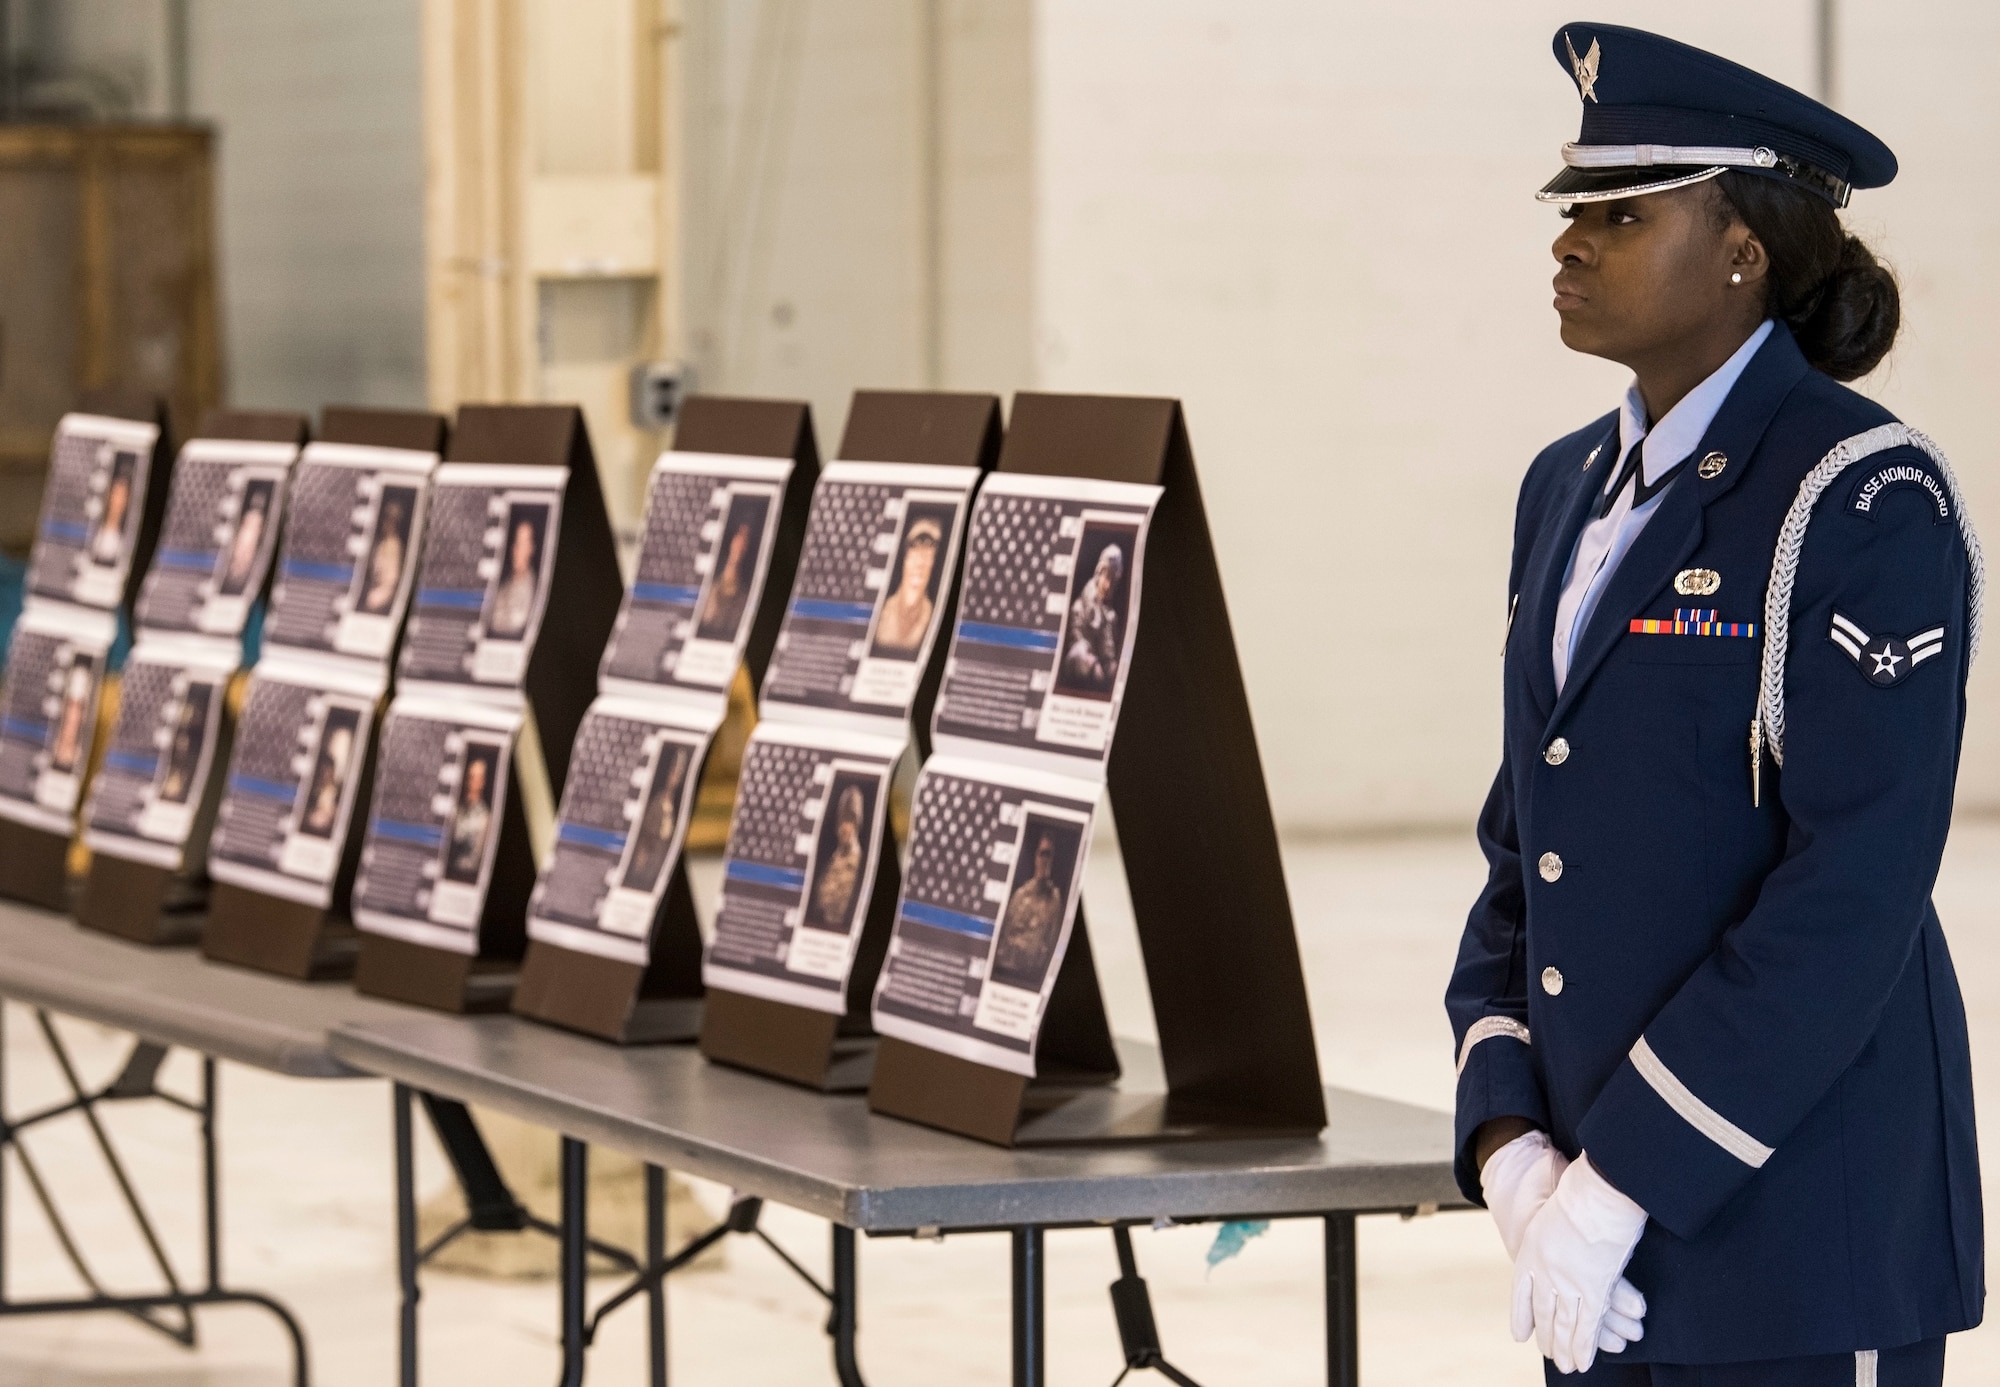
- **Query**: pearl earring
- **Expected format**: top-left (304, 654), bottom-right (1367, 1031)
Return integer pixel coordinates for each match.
top-left (1731, 272), bottom-right (1743, 284)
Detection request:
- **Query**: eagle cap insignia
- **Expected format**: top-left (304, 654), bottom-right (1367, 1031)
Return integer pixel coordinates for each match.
top-left (1565, 31), bottom-right (1601, 102)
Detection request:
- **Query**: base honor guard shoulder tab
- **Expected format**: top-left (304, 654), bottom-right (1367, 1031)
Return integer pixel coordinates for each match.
top-left (1847, 460), bottom-right (1953, 524)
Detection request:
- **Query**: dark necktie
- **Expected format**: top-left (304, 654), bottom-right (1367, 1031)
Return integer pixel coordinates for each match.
top-left (1597, 435), bottom-right (1691, 520)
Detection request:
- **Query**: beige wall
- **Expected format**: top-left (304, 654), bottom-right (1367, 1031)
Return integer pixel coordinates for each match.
top-left (189, 0), bottom-right (428, 413)
top-left (87, 1), bottom-right (1990, 833)
top-left (678, 0), bottom-right (1033, 443)
top-left (685, 1), bottom-right (2000, 833)
top-left (38, 0), bottom-right (429, 415)
top-left (1029, 0), bottom-right (1996, 831)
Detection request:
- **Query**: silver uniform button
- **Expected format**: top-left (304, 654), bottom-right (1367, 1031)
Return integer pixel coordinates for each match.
top-left (1538, 851), bottom-right (1563, 882)
top-left (1544, 737), bottom-right (1570, 766)
top-left (1542, 966), bottom-right (1565, 996)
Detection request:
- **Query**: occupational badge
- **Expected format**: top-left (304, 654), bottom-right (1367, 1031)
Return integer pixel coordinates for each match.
top-left (1828, 611), bottom-right (1945, 687)
top-left (1674, 568), bottom-right (1721, 596)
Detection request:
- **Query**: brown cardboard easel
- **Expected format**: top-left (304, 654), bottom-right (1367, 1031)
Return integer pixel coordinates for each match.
top-left (0, 387), bottom-right (174, 912)
top-left (699, 389), bottom-right (1002, 1086)
top-left (353, 404), bottom-right (626, 1012)
top-left (511, 395), bottom-right (820, 1042)
top-left (867, 393), bottom-right (1328, 1146)
top-left (203, 406), bottom-right (451, 979)
top-left (74, 408), bottom-right (311, 946)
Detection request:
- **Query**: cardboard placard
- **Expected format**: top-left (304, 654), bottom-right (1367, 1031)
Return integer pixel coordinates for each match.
top-left (698, 389), bottom-right (1001, 1085)
top-left (352, 405), bottom-right (625, 1010)
top-left (74, 407), bottom-right (310, 945)
top-left (512, 394), bottom-right (821, 1042)
top-left (203, 406), bottom-right (450, 979)
top-left (0, 389), bottom-right (172, 911)
top-left (866, 393), bottom-right (1326, 1146)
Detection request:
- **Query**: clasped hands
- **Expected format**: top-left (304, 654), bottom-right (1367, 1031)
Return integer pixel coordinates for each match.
top-left (1484, 1130), bottom-right (1650, 1374)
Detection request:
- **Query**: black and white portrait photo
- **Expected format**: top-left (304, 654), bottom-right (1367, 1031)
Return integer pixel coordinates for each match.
top-left (801, 771), bottom-right (880, 936)
top-left (218, 477), bottom-right (279, 597)
top-left (694, 491), bottom-right (772, 643)
top-left (988, 813), bottom-right (1085, 991)
top-left (357, 485), bottom-right (418, 616)
top-left (49, 654), bottom-right (98, 774)
top-left (442, 742), bottom-right (501, 884)
top-left (620, 740), bottom-right (694, 895)
top-left (484, 501), bottom-right (550, 641)
top-left (868, 501), bottom-right (956, 660)
top-left (298, 706), bottom-right (363, 840)
top-left (156, 682), bottom-right (215, 806)
top-left (1053, 520), bottom-right (1139, 701)
top-left (88, 450), bottom-right (139, 569)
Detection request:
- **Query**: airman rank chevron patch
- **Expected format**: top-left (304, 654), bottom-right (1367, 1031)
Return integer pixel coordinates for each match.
top-left (1629, 608), bottom-right (1758, 637)
top-left (1829, 611), bottom-right (1945, 687)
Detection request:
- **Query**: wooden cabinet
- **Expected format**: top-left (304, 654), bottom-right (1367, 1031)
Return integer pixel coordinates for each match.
top-left (0, 125), bottom-right (220, 553)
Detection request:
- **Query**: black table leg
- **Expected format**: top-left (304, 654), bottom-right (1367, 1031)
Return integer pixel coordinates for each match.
top-left (645, 1164), bottom-right (666, 1387)
top-left (559, 1137), bottom-right (589, 1387)
top-left (1011, 1226), bottom-right (1045, 1387)
top-left (830, 1224), bottom-right (867, 1387)
top-left (395, 1084), bottom-right (419, 1387)
top-left (1325, 1214), bottom-right (1359, 1387)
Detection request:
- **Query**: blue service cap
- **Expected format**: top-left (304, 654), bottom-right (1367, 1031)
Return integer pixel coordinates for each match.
top-left (1539, 22), bottom-right (1896, 208)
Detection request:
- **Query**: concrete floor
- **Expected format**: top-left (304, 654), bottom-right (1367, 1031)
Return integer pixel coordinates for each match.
top-left (0, 821), bottom-right (1993, 1385)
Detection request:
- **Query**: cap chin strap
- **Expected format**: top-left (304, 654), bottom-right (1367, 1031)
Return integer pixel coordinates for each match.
top-left (1564, 141), bottom-right (1786, 170)
top-left (1758, 424), bottom-right (1986, 770)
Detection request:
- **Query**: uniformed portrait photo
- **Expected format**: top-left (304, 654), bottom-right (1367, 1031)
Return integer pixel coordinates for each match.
top-left (619, 739), bottom-right (694, 895)
top-left (987, 813), bottom-right (1085, 991)
top-left (87, 449), bottom-right (138, 569)
top-left (296, 705), bottom-right (363, 840)
top-left (156, 681), bottom-right (215, 806)
top-left (694, 491), bottom-right (772, 643)
top-left (1052, 519), bottom-right (1139, 702)
top-left (868, 500), bottom-right (957, 661)
top-left (48, 654), bottom-right (97, 774)
top-left (801, 770), bottom-right (880, 936)
top-left (483, 500), bottom-right (551, 641)
top-left (355, 484), bottom-right (418, 616)
top-left (441, 741), bottom-right (501, 884)
top-left (217, 476), bottom-right (278, 597)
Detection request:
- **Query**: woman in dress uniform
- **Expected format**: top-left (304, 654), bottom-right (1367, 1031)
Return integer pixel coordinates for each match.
top-left (1447, 23), bottom-right (1984, 1385)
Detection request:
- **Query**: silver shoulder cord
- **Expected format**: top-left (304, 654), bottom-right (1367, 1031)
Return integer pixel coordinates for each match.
top-left (1752, 423), bottom-right (1986, 805)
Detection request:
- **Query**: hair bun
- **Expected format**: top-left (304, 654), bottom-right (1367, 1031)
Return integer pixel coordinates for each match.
top-left (1795, 233), bottom-right (1900, 382)
top-left (1715, 172), bottom-right (1901, 382)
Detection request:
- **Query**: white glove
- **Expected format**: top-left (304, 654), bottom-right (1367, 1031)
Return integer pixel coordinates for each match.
top-left (1511, 1153), bottom-right (1650, 1374)
top-left (1481, 1129), bottom-right (1566, 1259)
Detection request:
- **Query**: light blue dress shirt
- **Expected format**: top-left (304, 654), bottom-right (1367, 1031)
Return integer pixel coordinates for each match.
top-left (1552, 319), bottom-right (1774, 692)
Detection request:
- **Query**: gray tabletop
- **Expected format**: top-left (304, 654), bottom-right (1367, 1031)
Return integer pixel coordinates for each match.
top-left (331, 1014), bottom-right (1464, 1232)
top-left (0, 900), bottom-right (421, 1078)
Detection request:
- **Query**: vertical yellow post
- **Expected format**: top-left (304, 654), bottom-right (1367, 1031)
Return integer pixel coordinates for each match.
top-left (422, 0), bottom-right (680, 541)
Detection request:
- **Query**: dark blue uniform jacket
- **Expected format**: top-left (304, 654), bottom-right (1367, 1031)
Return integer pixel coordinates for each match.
top-left (1447, 323), bottom-right (1983, 1363)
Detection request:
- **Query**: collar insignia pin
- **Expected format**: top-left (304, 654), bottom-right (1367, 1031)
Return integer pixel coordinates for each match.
top-left (1565, 32), bottom-right (1601, 102)
top-left (1674, 568), bottom-right (1721, 597)
top-left (1583, 444), bottom-right (1601, 471)
top-left (1696, 451), bottom-right (1728, 480)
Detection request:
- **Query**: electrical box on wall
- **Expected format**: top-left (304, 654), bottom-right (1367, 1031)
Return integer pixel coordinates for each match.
top-left (631, 361), bottom-right (694, 428)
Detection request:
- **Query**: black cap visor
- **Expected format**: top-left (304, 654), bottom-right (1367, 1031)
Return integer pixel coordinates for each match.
top-left (1537, 163), bottom-right (1726, 204)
